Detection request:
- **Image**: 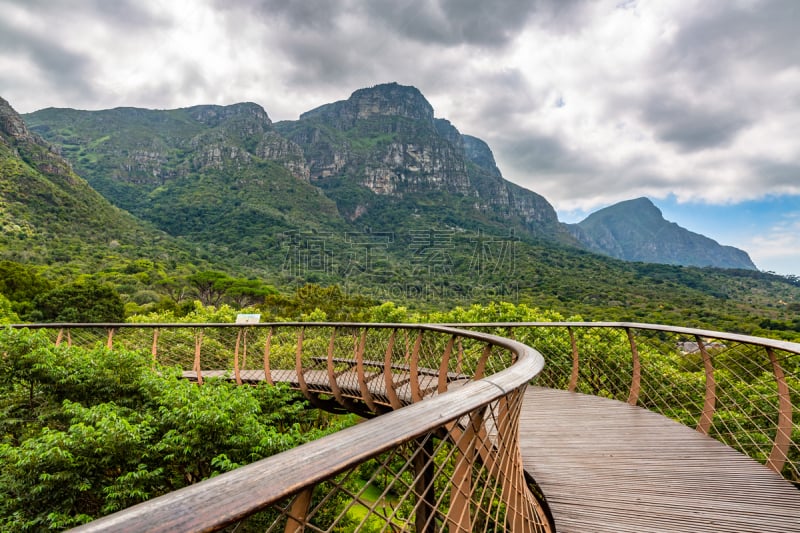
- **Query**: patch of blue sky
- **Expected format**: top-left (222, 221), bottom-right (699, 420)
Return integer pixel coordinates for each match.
top-left (654, 195), bottom-right (800, 276)
top-left (557, 194), bottom-right (800, 276)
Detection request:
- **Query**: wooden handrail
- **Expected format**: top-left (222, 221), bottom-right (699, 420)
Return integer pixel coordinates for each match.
top-left (59, 324), bottom-right (544, 532)
top-left (9, 320), bottom-right (799, 529)
top-left (19, 320), bottom-right (799, 355)
top-left (433, 321), bottom-right (800, 353)
top-left (438, 321), bottom-right (800, 485)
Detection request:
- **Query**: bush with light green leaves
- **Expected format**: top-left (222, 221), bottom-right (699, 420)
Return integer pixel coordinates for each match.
top-left (0, 327), bottom-right (351, 531)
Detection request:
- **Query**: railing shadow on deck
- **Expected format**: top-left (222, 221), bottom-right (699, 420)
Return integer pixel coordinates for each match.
top-left (14, 323), bottom-right (550, 532)
top-left (11, 321), bottom-right (800, 531)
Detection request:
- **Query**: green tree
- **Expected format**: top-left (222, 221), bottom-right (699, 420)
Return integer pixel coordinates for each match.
top-left (187, 271), bottom-right (234, 306)
top-left (0, 260), bottom-right (52, 318)
top-left (32, 280), bottom-right (124, 323)
top-left (0, 328), bottom-right (341, 530)
top-left (154, 275), bottom-right (191, 303)
top-left (226, 278), bottom-right (277, 308)
top-left (0, 293), bottom-right (19, 324)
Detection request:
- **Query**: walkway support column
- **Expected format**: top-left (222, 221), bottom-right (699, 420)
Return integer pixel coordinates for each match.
top-left (696, 336), bottom-right (716, 435)
top-left (626, 328), bottom-right (641, 406)
top-left (766, 346), bottom-right (792, 473)
top-left (568, 327), bottom-right (579, 392)
top-left (413, 437), bottom-right (436, 533)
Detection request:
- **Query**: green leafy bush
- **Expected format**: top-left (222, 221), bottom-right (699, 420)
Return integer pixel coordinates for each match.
top-left (0, 328), bottom-right (337, 530)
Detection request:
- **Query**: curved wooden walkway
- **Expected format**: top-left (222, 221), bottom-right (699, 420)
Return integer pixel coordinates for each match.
top-left (187, 369), bottom-right (800, 532)
top-left (521, 387), bottom-right (800, 532)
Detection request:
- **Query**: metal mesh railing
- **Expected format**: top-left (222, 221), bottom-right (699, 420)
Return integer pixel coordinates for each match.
top-left (17, 319), bottom-right (798, 530)
top-left (451, 322), bottom-right (800, 486)
top-left (17, 323), bottom-right (548, 532)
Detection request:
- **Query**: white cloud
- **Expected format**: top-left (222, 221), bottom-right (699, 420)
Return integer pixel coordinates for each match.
top-left (741, 215), bottom-right (800, 274)
top-left (0, 0), bottom-right (798, 248)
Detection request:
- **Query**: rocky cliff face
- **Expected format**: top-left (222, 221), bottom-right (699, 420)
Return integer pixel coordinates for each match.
top-left (183, 103), bottom-right (310, 179)
top-left (277, 83), bottom-right (564, 236)
top-left (0, 96), bottom-right (73, 179)
top-left (26, 103), bottom-right (310, 191)
top-left (282, 84), bottom-right (471, 195)
top-left (0, 97), bottom-right (34, 141)
top-left (569, 197), bottom-right (757, 269)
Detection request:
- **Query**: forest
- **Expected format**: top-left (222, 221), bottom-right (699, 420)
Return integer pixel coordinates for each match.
top-left (1, 299), bottom-right (798, 530)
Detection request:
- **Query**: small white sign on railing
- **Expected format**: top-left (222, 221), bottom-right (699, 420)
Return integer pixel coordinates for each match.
top-left (235, 313), bottom-right (261, 324)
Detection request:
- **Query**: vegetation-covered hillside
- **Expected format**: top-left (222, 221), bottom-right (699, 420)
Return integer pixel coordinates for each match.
top-left (0, 97), bottom-right (190, 272)
top-left (1, 88), bottom-right (798, 339)
top-left (569, 197), bottom-right (757, 269)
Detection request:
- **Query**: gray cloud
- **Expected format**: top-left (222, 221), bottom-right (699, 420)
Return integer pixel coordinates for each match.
top-left (498, 131), bottom-right (594, 176)
top-left (748, 159), bottom-right (800, 189)
top-left (363, 0), bottom-right (534, 47)
top-left (83, 0), bottom-right (168, 29)
top-left (130, 63), bottom-right (212, 110)
top-left (0, 0), bottom-right (173, 110)
top-left (8, 0), bottom-right (168, 30)
top-left (214, 0), bottom-right (346, 30)
top-left (661, 0), bottom-right (800, 82)
top-left (0, 17), bottom-right (96, 100)
top-left (223, 0), bottom-right (591, 52)
top-left (362, 0), bottom-right (591, 47)
top-left (640, 95), bottom-right (752, 152)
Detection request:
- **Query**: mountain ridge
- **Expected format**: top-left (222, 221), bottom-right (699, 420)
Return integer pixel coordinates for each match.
top-left (21, 83), bottom-right (755, 271)
top-left (569, 197), bottom-right (756, 269)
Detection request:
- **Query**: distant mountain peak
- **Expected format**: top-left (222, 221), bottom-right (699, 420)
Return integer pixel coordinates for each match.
top-left (569, 197), bottom-right (757, 270)
top-left (588, 197), bottom-right (666, 229)
top-left (300, 82), bottom-right (434, 126)
top-left (623, 196), bottom-right (659, 210)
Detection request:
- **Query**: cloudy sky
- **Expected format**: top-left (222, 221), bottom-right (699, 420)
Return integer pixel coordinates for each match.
top-left (1, 0), bottom-right (799, 274)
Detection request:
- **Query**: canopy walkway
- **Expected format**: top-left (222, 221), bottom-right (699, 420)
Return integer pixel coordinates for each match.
top-left (14, 322), bottom-right (800, 532)
top-left (521, 387), bottom-right (800, 532)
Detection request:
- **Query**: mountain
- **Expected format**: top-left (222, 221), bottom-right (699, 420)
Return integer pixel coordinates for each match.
top-left (0, 96), bottom-right (184, 269)
top-left (274, 83), bottom-right (569, 241)
top-left (10, 89), bottom-right (800, 334)
top-left (568, 197), bottom-right (757, 269)
top-left (25, 82), bottom-right (575, 276)
top-left (23, 84), bottom-right (762, 277)
top-left (24, 102), bottom-right (345, 264)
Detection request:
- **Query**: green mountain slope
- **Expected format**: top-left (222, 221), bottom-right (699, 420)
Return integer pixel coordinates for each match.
top-left (25, 103), bottom-right (345, 265)
top-left (17, 87), bottom-right (800, 336)
top-left (0, 96), bottom-right (186, 270)
top-left (569, 197), bottom-right (756, 269)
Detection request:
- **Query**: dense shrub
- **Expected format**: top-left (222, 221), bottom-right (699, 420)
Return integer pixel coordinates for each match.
top-left (0, 328), bottom-right (343, 530)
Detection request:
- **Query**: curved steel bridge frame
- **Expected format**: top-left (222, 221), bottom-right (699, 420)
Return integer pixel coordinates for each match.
top-left (9, 322), bottom-right (800, 532)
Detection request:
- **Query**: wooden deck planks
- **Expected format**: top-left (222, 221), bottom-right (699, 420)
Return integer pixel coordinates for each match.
top-left (519, 387), bottom-right (800, 533)
top-left (181, 370), bottom-right (800, 532)
top-left (180, 369), bottom-right (457, 406)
